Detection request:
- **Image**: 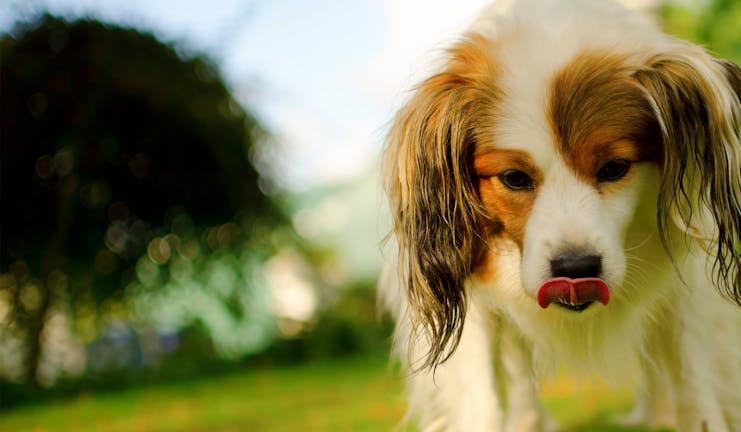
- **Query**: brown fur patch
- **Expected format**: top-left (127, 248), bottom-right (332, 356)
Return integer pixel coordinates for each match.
top-left (472, 248), bottom-right (499, 281)
top-left (473, 149), bottom-right (541, 247)
top-left (549, 51), bottom-right (661, 188)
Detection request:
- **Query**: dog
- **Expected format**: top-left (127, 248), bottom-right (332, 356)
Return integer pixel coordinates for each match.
top-left (379, 0), bottom-right (741, 431)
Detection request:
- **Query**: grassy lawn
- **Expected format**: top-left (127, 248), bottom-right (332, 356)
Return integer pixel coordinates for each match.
top-left (0, 355), bottom-right (669, 431)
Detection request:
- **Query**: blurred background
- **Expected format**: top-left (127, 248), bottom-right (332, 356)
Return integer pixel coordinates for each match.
top-left (0, 0), bottom-right (738, 430)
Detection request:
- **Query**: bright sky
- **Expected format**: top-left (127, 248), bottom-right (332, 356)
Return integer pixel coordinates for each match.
top-left (2, 0), bottom-right (493, 190)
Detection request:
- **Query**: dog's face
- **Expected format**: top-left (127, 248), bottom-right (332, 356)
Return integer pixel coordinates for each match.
top-left (474, 51), bottom-right (663, 311)
top-left (385, 27), bottom-right (741, 367)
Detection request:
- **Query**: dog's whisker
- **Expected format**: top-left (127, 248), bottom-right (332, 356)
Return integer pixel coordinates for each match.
top-left (624, 234), bottom-right (654, 252)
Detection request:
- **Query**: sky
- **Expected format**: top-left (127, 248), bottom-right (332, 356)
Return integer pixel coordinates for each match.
top-left (1, 0), bottom-right (493, 191)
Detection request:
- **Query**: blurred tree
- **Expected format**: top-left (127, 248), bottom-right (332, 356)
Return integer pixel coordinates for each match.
top-left (661, 0), bottom-right (741, 63)
top-left (1, 15), bottom-right (283, 386)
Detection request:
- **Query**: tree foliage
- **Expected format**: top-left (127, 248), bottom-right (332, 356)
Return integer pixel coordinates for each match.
top-left (1, 15), bottom-right (283, 385)
top-left (661, 0), bottom-right (741, 64)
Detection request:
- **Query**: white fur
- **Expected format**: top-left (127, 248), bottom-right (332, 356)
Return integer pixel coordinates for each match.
top-left (381, 1), bottom-right (741, 431)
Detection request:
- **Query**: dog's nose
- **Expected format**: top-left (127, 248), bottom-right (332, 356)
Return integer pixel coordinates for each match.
top-left (550, 252), bottom-right (602, 279)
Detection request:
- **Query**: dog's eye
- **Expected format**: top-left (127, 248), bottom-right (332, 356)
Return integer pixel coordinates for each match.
top-left (597, 159), bottom-right (631, 182)
top-left (498, 169), bottom-right (534, 191)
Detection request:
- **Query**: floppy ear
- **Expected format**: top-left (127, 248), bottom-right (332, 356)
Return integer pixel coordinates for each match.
top-left (383, 35), bottom-right (499, 369)
top-left (634, 44), bottom-right (741, 304)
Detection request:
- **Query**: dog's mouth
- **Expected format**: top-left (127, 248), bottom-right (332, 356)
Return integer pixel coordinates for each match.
top-left (537, 277), bottom-right (610, 312)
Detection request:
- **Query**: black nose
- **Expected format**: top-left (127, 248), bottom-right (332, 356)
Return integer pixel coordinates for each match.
top-left (550, 252), bottom-right (602, 279)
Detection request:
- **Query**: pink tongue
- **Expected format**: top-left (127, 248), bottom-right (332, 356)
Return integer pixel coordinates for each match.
top-left (537, 277), bottom-right (610, 309)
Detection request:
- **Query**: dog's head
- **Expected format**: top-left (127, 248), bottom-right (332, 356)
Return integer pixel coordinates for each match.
top-left (384, 5), bottom-right (740, 368)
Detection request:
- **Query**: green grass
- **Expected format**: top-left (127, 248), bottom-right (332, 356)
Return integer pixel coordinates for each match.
top-left (0, 356), bottom-right (669, 431)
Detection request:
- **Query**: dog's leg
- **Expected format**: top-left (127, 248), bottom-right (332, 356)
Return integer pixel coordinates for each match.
top-left (404, 302), bottom-right (503, 432)
top-left (499, 328), bottom-right (554, 432)
top-left (673, 329), bottom-right (729, 432)
top-left (617, 305), bottom-right (677, 429)
top-left (715, 315), bottom-right (741, 432)
top-left (617, 357), bottom-right (676, 428)
top-left (670, 272), bottom-right (732, 432)
top-left (698, 270), bottom-right (741, 431)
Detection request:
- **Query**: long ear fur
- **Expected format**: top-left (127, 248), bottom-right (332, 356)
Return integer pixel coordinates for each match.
top-left (383, 35), bottom-right (499, 369)
top-left (634, 44), bottom-right (741, 303)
